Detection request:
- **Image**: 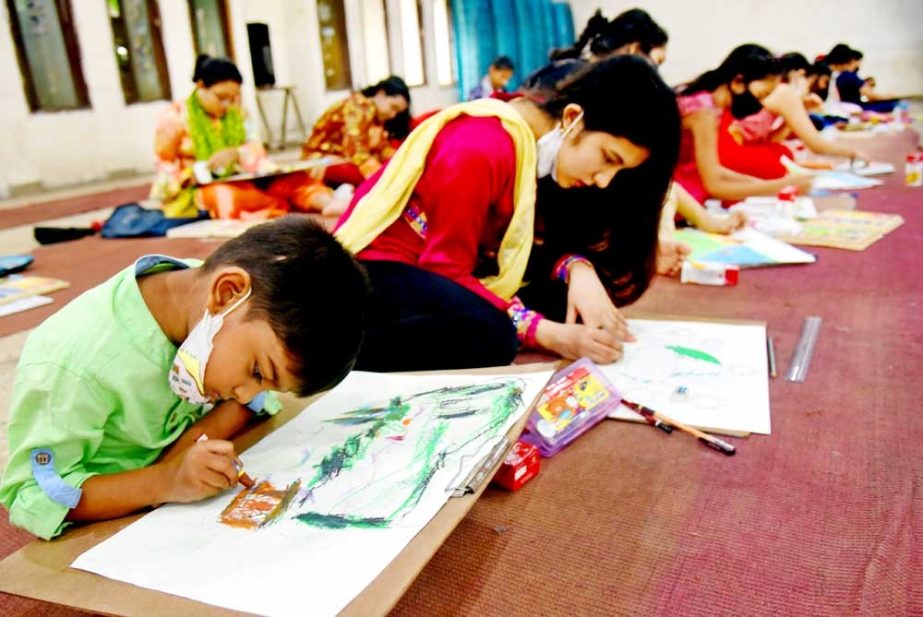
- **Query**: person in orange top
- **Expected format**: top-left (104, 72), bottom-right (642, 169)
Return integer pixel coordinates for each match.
top-left (302, 76), bottom-right (411, 189)
top-left (153, 55), bottom-right (331, 220)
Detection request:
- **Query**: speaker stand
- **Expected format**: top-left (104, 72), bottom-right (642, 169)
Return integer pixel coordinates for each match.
top-left (255, 86), bottom-right (307, 151)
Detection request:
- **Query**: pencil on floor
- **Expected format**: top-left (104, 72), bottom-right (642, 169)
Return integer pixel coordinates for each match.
top-left (767, 335), bottom-right (777, 378)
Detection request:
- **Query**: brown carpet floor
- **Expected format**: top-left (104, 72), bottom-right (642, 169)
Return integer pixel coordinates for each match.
top-left (0, 236), bottom-right (221, 338)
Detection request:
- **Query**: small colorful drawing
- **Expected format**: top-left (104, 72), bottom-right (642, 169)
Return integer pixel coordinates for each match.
top-left (673, 228), bottom-right (815, 268)
top-left (220, 480), bottom-right (301, 530)
top-left (775, 210), bottom-right (904, 251)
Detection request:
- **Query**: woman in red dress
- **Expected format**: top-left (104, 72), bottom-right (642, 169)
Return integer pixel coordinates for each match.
top-left (335, 56), bottom-right (680, 371)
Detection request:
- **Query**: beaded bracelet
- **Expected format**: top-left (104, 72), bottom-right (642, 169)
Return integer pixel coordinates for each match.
top-left (552, 254), bottom-right (593, 284)
top-left (507, 297), bottom-right (544, 349)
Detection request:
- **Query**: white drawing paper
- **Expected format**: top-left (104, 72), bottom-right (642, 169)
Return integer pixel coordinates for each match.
top-left (0, 295), bottom-right (52, 317)
top-left (604, 320), bottom-right (771, 435)
top-left (72, 369), bottom-right (552, 616)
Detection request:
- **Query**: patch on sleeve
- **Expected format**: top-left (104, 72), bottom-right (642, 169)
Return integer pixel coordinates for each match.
top-left (30, 448), bottom-right (82, 509)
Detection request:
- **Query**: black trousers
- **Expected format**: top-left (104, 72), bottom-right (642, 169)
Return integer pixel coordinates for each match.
top-left (355, 261), bottom-right (519, 372)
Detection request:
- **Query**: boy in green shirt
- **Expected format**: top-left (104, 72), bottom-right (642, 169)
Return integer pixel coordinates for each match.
top-left (0, 217), bottom-right (368, 539)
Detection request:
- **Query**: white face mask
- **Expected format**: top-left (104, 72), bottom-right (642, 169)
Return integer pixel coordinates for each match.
top-left (169, 287), bottom-right (252, 404)
top-left (536, 111), bottom-right (584, 182)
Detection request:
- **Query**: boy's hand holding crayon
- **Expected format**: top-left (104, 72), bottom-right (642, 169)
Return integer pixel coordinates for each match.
top-left (158, 438), bottom-right (243, 503)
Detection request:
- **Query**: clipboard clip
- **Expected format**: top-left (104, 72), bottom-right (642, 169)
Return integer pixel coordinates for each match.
top-left (447, 437), bottom-right (510, 498)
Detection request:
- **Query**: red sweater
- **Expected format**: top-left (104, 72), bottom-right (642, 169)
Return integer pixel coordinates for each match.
top-left (337, 115), bottom-right (517, 310)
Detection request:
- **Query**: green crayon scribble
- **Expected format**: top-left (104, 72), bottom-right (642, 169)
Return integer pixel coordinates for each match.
top-left (295, 381), bottom-right (525, 530)
top-left (666, 345), bottom-right (721, 365)
top-left (295, 512), bottom-right (389, 529)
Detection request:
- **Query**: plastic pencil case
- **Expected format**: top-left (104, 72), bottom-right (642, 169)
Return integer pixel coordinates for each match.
top-left (521, 357), bottom-right (620, 457)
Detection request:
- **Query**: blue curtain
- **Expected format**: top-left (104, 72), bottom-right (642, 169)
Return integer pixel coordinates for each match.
top-left (513, 0), bottom-right (542, 81)
top-left (551, 1), bottom-right (576, 49)
top-left (451, 0), bottom-right (497, 100)
top-left (490, 0), bottom-right (521, 90)
top-left (452, 0), bottom-right (574, 100)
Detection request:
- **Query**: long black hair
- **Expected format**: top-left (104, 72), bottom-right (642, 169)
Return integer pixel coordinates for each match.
top-left (680, 44), bottom-right (781, 95)
top-left (779, 52), bottom-right (810, 76)
top-left (824, 43), bottom-right (863, 66)
top-left (551, 8), bottom-right (667, 61)
top-left (532, 55), bottom-right (680, 306)
top-left (361, 75), bottom-right (412, 139)
top-left (192, 54), bottom-right (242, 87)
top-left (518, 58), bottom-right (589, 103)
top-left (360, 75), bottom-right (410, 101)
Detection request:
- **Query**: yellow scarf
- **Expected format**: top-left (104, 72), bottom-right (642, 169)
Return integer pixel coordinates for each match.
top-left (335, 98), bottom-right (537, 301)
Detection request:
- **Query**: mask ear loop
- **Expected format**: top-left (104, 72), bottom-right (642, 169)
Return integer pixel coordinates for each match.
top-left (218, 286), bottom-right (253, 318)
top-left (560, 111), bottom-right (584, 140)
top-left (550, 111), bottom-right (585, 183)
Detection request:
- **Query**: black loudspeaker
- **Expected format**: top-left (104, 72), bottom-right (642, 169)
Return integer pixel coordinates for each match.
top-left (247, 22), bottom-right (276, 87)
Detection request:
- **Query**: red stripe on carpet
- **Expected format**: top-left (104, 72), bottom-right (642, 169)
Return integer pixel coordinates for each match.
top-left (0, 184), bottom-right (150, 231)
top-left (0, 236), bottom-right (221, 338)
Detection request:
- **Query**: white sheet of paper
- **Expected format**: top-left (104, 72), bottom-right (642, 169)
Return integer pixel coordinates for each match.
top-left (604, 320), bottom-right (771, 435)
top-left (0, 294), bottom-right (52, 317)
top-left (165, 219), bottom-right (262, 239)
top-left (811, 170), bottom-right (883, 190)
top-left (833, 161), bottom-right (895, 176)
top-left (732, 196), bottom-right (817, 221)
top-left (71, 369), bottom-right (552, 617)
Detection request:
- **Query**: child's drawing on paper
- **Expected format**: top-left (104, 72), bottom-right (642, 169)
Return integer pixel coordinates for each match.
top-left (618, 335), bottom-right (725, 385)
top-left (218, 380), bottom-right (526, 531)
top-left (71, 371), bottom-right (553, 617)
top-left (602, 320), bottom-right (771, 435)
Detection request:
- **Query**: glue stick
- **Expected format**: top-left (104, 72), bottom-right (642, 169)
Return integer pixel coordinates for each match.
top-left (776, 185), bottom-right (798, 218)
top-left (680, 261), bottom-right (739, 287)
top-left (905, 152), bottom-right (923, 187)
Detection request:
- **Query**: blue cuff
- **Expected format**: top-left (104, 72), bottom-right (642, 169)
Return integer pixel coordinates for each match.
top-left (31, 448), bottom-right (82, 510)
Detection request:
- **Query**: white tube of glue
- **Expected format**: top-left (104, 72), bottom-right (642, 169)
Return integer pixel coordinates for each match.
top-left (680, 260), bottom-right (739, 286)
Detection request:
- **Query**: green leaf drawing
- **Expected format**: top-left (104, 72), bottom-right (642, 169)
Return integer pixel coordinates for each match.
top-left (666, 345), bottom-right (721, 365)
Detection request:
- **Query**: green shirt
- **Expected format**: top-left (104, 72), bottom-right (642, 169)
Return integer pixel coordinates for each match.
top-left (0, 256), bottom-right (209, 539)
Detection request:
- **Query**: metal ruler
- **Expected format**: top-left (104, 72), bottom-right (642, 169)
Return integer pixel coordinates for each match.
top-left (786, 316), bottom-right (822, 383)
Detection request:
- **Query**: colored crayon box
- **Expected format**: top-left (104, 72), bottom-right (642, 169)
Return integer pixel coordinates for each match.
top-left (520, 358), bottom-right (620, 457)
top-left (492, 441), bottom-right (540, 491)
